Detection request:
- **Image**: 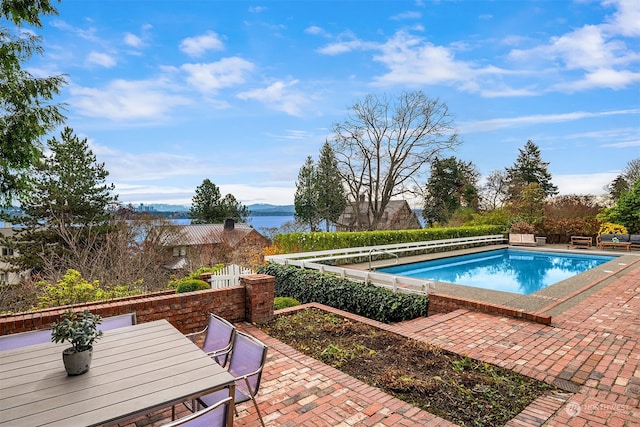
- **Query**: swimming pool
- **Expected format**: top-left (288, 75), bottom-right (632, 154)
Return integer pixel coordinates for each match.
top-left (378, 249), bottom-right (616, 295)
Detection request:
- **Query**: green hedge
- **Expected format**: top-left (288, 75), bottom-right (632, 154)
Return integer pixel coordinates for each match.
top-left (274, 296), bottom-right (301, 310)
top-left (258, 263), bottom-right (428, 323)
top-left (274, 225), bottom-right (504, 253)
top-left (176, 279), bottom-right (210, 293)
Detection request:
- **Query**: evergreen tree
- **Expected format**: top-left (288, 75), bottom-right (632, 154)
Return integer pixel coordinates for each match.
top-left (219, 193), bottom-right (249, 222)
top-left (316, 142), bottom-right (347, 231)
top-left (607, 175), bottom-right (629, 201)
top-left (1, 0), bottom-right (67, 206)
top-left (9, 127), bottom-right (117, 272)
top-left (600, 180), bottom-right (640, 232)
top-left (294, 156), bottom-right (321, 231)
top-left (189, 179), bottom-right (248, 224)
top-left (422, 157), bottom-right (479, 226)
top-left (607, 158), bottom-right (640, 201)
top-left (505, 140), bottom-right (558, 199)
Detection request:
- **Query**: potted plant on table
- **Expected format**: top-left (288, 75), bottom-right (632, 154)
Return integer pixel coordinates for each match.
top-left (51, 309), bottom-right (103, 376)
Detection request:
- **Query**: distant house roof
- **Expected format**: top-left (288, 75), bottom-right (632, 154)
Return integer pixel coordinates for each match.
top-left (162, 220), bottom-right (261, 247)
top-left (336, 199), bottom-right (422, 231)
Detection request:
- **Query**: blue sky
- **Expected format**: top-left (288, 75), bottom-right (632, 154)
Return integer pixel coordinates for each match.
top-left (26, 0), bottom-right (640, 207)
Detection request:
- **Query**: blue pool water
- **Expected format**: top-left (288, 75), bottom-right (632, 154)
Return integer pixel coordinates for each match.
top-left (378, 249), bottom-right (616, 295)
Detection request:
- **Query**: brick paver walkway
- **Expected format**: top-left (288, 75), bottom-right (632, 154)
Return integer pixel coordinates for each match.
top-left (128, 258), bottom-right (640, 427)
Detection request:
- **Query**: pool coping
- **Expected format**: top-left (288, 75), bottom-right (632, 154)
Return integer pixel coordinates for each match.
top-left (346, 244), bottom-right (640, 325)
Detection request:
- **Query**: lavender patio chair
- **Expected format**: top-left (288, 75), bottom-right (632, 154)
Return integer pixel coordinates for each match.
top-left (0, 312), bottom-right (137, 352)
top-left (185, 313), bottom-right (235, 367)
top-left (163, 397), bottom-right (232, 427)
top-left (194, 331), bottom-right (268, 427)
top-left (99, 312), bottom-right (137, 331)
top-left (0, 329), bottom-right (51, 351)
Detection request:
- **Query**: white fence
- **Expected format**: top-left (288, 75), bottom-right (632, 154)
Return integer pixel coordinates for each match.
top-left (265, 235), bottom-right (507, 295)
top-left (209, 264), bottom-right (255, 288)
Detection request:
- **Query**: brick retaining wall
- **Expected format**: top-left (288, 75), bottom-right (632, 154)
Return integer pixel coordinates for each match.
top-left (0, 274), bottom-right (275, 336)
top-left (428, 292), bottom-right (551, 325)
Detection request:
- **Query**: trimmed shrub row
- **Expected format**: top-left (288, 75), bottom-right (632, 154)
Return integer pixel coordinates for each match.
top-left (274, 225), bottom-right (504, 253)
top-left (175, 279), bottom-right (210, 293)
top-left (258, 263), bottom-right (428, 323)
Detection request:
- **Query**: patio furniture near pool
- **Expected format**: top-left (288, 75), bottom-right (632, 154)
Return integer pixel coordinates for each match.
top-left (570, 236), bottom-right (592, 249)
top-left (597, 234), bottom-right (632, 251)
top-left (0, 319), bottom-right (236, 427)
top-left (508, 233), bottom-right (537, 246)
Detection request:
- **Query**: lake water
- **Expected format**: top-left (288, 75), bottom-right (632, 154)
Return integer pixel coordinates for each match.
top-left (172, 216), bottom-right (295, 230)
top-left (249, 216), bottom-right (295, 230)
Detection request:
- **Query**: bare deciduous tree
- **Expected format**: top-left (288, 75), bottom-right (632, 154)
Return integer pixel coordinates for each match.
top-left (331, 91), bottom-right (460, 230)
top-left (480, 170), bottom-right (510, 210)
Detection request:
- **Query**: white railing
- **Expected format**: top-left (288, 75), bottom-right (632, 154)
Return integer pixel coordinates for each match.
top-left (209, 264), bottom-right (255, 288)
top-left (265, 234), bottom-right (506, 295)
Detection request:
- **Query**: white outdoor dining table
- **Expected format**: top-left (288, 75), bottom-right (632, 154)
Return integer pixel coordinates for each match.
top-left (0, 319), bottom-right (235, 426)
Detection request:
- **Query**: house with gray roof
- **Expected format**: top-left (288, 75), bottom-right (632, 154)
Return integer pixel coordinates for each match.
top-left (162, 219), bottom-right (269, 270)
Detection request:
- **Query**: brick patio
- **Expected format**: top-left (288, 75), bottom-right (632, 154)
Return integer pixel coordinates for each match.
top-left (126, 256), bottom-right (640, 427)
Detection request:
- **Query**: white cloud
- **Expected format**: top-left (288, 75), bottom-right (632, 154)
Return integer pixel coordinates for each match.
top-left (114, 182), bottom-right (295, 206)
top-left (506, 1), bottom-right (640, 92)
top-left (86, 51), bottom-right (116, 68)
top-left (123, 32), bottom-right (144, 48)
top-left (318, 39), bottom-right (368, 55)
top-left (603, 0), bottom-right (640, 37)
top-left (478, 87), bottom-right (539, 98)
top-left (114, 183), bottom-right (196, 205)
top-left (553, 68), bottom-right (640, 92)
top-left (460, 109), bottom-right (640, 132)
top-left (371, 31), bottom-right (483, 87)
top-left (237, 80), bottom-right (309, 116)
top-left (316, 29), bottom-right (528, 98)
top-left (51, 19), bottom-right (98, 42)
top-left (553, 173), bottom-right (616, 196)
top-left (390, 11), bottom-right (421, 20)
top-left (602, 139), bottom-right (640, 148)
top-left (217, 184), bottom-right (295, 205)
top-left (305, 26), bottom-right (326, 36)
top-left (98, 147), bottom-right (297, 205)
top-left (181, 57), bottom-right (255, 92)
top-left (179, 31), bottom-right (224, 57)
top-left (318, 30), bottom-right (511, 95)
top-left (70, 78), bottom-right (191, 120)
top-left (551, 26), bottom-right (616, 70)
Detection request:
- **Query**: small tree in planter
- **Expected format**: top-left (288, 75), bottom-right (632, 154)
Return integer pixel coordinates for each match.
top-left (51, 309), bottom-right (103, 375)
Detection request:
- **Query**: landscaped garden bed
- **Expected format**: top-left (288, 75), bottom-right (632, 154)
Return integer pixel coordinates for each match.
top-left (260, 308), bottom-right (556, 426)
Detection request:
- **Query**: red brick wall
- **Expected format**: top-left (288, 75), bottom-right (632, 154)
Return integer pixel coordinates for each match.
top-left (428, 293), bottom-right (551, 325)
top-left (243, 274), bottom-right (275, 324)
top-left (0, 274), bottom-right (275, 336)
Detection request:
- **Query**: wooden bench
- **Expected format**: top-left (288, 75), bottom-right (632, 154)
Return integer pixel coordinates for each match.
top-left (508, 233), bottom-right (537, 247)
top-left (599, 242), bottom-right (631, 251)
top-left (597, 234), bottom-right (632, 251)
top-left (570, 236), bottom-right (592, 249)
